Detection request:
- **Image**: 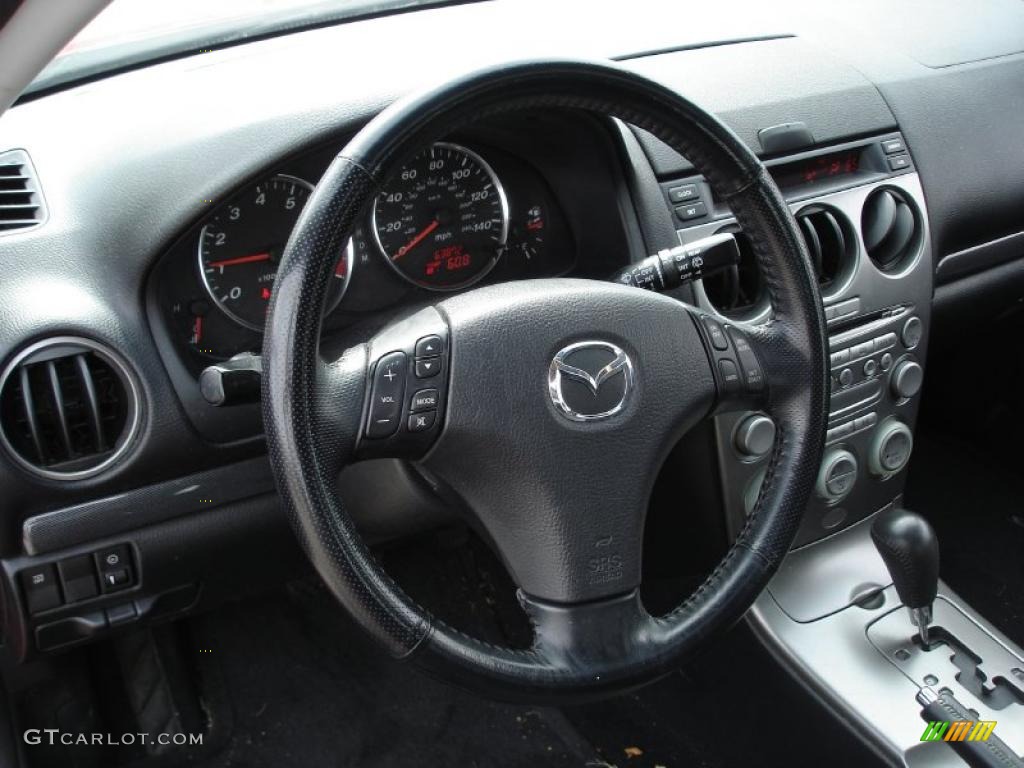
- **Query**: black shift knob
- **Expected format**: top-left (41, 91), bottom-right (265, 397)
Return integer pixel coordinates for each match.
top-left (871, 507), bottom-right (939, 610)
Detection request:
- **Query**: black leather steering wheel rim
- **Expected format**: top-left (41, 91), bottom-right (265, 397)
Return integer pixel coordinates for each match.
top-left (263, 58), bottom-right (828, 701)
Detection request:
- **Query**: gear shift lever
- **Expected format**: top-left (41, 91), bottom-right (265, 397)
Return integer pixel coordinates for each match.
top-left (871, 508), bottom-right (940, 645)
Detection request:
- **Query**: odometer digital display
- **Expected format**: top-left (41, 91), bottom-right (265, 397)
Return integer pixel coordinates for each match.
top-left (372, 143), bottom-right (509, 290)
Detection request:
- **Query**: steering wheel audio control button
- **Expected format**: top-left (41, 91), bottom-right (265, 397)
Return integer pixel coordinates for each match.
top-left (415, 335), bottom-right (443, 358)
top-left (366, 351), bottom-right (408, 438)
top-left (410, 388), bottom-right (439, 412)
top-left (415, 358), bottom-right (440, 378)
top-left (407, 410), bottom-right (437, 432)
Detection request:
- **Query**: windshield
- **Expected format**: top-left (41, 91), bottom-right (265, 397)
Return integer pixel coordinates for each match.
top-left (27, 0), bottom-right (459, 97)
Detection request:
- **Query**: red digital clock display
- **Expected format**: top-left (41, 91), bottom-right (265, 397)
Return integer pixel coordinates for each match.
top-left (772, 150), bottom-right (862, 189)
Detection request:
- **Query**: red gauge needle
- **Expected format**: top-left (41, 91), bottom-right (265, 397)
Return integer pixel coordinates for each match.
top-left (206, 252), bottom-right (272, 268)
top-left (393, 220), bottom-right (439, 260)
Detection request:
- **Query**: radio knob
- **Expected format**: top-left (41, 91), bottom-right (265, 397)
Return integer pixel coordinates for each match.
top-left (816, 448), bottom-right (858, 503)
top-left (734, 414), bottom-right (776, 458)
top-left (891, 360), bottom-right (923, 399)
top-left (869, 420), bottom-right (914, 477)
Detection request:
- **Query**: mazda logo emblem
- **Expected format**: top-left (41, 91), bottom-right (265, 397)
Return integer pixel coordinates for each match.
top-left (548, 341), bottom-right (634, 422)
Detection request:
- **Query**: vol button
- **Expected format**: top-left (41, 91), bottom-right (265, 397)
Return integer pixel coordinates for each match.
top-left (366, 352), bottom-right (407, 438)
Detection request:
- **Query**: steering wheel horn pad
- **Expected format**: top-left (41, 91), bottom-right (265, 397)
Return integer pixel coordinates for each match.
top-left (262, 58), bottom-right (828, 700)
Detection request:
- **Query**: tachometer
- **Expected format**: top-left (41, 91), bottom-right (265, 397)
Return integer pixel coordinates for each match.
top-left (198, 174), bottom-right (351, 330)
top-left (372, 143), bottom-right (509, 290)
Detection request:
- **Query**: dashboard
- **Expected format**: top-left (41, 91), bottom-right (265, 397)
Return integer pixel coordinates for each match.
top-left (0, 0), bottom-right (1023, 664)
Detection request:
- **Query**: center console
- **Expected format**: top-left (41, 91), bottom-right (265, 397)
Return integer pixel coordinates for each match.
top-left (664, 133), bottom-right (931, 547)
top-left (657, 135), bottom-right (1024, 765)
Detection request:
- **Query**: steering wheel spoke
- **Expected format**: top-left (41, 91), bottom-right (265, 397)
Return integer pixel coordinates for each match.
top-left (330, 307), bottom-right (452, 462)
top-left (523, 590), bottom-right (658, 671)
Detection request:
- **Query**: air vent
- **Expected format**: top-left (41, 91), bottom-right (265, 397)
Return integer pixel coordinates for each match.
top-left (0, 338), bottom-right (139, 480)
top-left (795, 205), bottom-right (856, 293)
top-left (0, 149), bottom-right (45, 233)
top-left (701, 227), bottom-right (766, 319)
top-left (862, 187), bottom-right (922, 272)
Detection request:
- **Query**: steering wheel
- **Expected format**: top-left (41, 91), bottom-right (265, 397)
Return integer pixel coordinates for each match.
top-left (263, 59), bottom-right (827, 700)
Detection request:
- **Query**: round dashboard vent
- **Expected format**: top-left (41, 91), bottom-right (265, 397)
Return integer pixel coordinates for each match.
top-left (0, 337), bottom-right (140, 481)
top-left (701, 226), bottom-right (766, 320)
top-left (795, 205), bottom-right (856, 294)
top-left (861, 187), bottom-right (922, 272)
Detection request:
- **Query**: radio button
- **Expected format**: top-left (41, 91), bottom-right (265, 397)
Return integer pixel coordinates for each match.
top-left (851, 341), bottom-right (874, 359)
top-left (901, 317), bottom-right (923, 349)
top-left (891, 360), bottom-right (924, 399)
top-left (874, 333), bottom-right (897, 352)
top-left (830, 349), bottom-right (850, 367)
top-left (854, 412), bottom-right (878, 431)
top-left (880, 353), bottom-right (894, 371)
top-left (838, 368), bottom-right (854, 388)
top-left (863, 359), bottom-right (878, 377)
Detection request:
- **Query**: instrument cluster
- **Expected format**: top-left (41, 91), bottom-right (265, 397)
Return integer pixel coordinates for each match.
top-left (154, 138), bottom-right (575, 366)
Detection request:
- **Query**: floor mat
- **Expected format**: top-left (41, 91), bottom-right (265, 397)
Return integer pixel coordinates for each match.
top-left (187, 580), bottom-right (595, 768)
top-left (905, 431), bottom-right (1024, 648)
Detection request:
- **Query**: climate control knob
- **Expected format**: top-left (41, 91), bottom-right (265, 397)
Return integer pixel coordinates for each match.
top-left (869, 419), bottom-right (914, 477)
top-left (816, 448), bottom-right (858, 503)
top-left (734, 414), bottom-right (776, 458)
top-left (890, 360), bottom-right (923, 400)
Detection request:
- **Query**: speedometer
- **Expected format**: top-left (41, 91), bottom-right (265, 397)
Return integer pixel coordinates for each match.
top-left (372, 143), bottom-right (509, 290)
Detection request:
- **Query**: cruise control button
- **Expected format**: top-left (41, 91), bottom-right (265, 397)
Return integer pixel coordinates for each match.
top-left (718, 359), bottom-right (741, 393)
top-left (415, 335), bottom-right (442, 358)
top-left (702, 317), bottom-right (729, 351)
top-left (410, 388), bottom-right (439, 412)
top-left (415, 358), bottom-right (441, 378)
top-left (726, 328), bottom-right (764, 392)
top-left (407, 410), bottom-right (436, 432)
top-left (366, 351), bottom-right (407, 438)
